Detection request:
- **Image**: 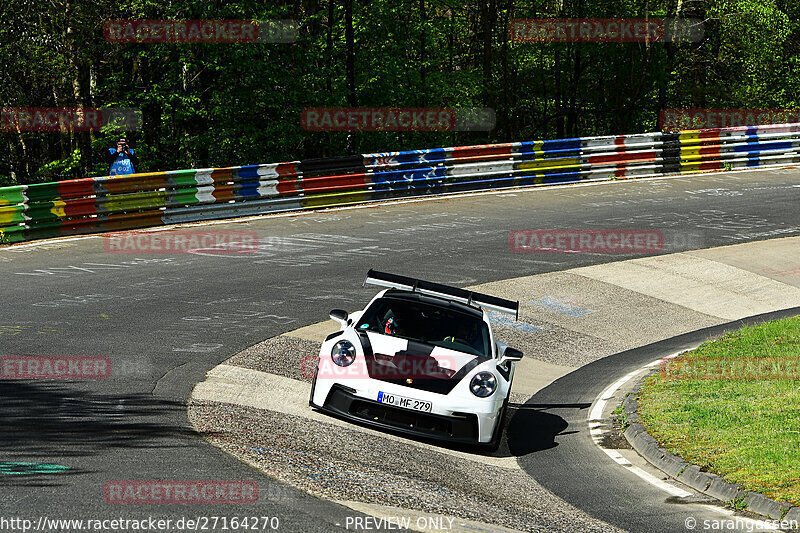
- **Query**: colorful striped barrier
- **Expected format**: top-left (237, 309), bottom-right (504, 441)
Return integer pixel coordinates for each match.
top-left (2, 122), bottom-right (799, 245)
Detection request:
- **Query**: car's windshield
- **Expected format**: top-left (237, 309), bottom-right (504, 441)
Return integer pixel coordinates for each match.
top-left (356, 296), bottom-right (490, 357)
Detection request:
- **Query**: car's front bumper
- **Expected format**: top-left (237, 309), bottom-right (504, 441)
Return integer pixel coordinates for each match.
top-left (313, 384), bottom-right (482, 444)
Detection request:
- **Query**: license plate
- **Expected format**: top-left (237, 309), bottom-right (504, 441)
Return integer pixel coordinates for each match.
top-left (377, 391), bottom-right (432, 413)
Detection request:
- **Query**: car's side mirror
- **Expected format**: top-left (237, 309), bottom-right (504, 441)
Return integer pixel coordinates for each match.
top-left (498, 346), bottom-right (523, 367)
top-left (329, 309), bottom-right (348, 327)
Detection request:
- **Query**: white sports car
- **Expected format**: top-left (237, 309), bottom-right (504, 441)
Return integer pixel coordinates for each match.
top-left (309, 270), bottom-right (523, 449)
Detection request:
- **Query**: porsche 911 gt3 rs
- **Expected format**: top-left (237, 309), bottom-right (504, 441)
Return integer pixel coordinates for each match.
top-left (309, 270), bottom-right (523, 449)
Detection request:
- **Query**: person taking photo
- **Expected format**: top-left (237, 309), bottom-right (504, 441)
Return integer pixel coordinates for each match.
top-left (106, 137), bottom-right (139, 176)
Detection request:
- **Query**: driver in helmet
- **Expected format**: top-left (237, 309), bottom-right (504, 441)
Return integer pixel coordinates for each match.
top-left (385, 315), bottom-right (398, 335)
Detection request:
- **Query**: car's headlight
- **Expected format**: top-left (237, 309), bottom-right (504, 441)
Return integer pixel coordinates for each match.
top-left (331, 340), bottom-right (356, 367)
top-left (470, 371), bottom-right (497, 397)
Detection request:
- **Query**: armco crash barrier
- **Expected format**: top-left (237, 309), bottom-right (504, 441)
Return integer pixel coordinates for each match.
top-left (2, 122), bottom-right (800, 245)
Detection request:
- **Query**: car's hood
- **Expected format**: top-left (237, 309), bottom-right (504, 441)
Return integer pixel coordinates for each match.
top-left (359, 330), bottom-right (488, 394)
top-left (366, 331), bottom-right (480, 368)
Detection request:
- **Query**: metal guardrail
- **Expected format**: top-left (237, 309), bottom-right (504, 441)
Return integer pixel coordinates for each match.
top-left (2, 122), bottom-right (799, 245)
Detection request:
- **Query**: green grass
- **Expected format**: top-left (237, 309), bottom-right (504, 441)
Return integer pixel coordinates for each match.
top-left (638, 316), bottom-right (800, 506)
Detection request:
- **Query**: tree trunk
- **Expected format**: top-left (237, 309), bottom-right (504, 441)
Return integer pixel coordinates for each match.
top-left (555, 49), bottom-right (564, 138)
top-left (66, 0), bottom-right (92, 178)
top-left (500, 0), bottom-right (514, 138)
top-left (344, 0), bottom-right (356, 107)
top-left (479, 0), bottom-right (495, 107)
top-left (326, 0), bottom-right (335, 94)
top-left (419, 0), bottom-right (427, 105)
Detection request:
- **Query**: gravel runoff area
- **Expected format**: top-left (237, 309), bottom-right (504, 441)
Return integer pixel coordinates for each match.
top-left (189, 399), bottom-right (620, 533)
top-left (189, 335), bottom-right (621, 533)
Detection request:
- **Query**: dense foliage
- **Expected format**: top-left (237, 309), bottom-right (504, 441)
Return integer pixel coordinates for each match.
top-left (1, 0), bottom-right (797, 184)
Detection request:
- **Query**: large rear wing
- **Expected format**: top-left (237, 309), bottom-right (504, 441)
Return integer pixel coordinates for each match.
top-left (364, 269), bottom-right (519, 320)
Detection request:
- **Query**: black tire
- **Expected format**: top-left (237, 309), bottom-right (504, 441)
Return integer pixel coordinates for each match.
top-left (482, 398), bottom-right (509, 452)
top-left (308, 363), bottom-right (320, 407)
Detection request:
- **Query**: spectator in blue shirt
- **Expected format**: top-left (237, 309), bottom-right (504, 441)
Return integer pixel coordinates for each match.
top-left (106, 137), bottom-right (139, 175)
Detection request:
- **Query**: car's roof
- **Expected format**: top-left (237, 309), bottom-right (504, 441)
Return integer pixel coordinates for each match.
top-left (381, 289), bottom-right (485, 319)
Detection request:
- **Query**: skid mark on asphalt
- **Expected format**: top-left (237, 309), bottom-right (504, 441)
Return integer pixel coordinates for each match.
top-left (0, 323), bottom-right (64, 336)
top-left (13, 258), bottom-right (186, 277)
top-left (173, 343), bottom-right (224, 353)
top-left (181, 312), bottom-right (296, 325)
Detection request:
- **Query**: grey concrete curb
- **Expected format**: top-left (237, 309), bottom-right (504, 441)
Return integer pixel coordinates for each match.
top-left (621, 375), bottom-right (795, 521)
